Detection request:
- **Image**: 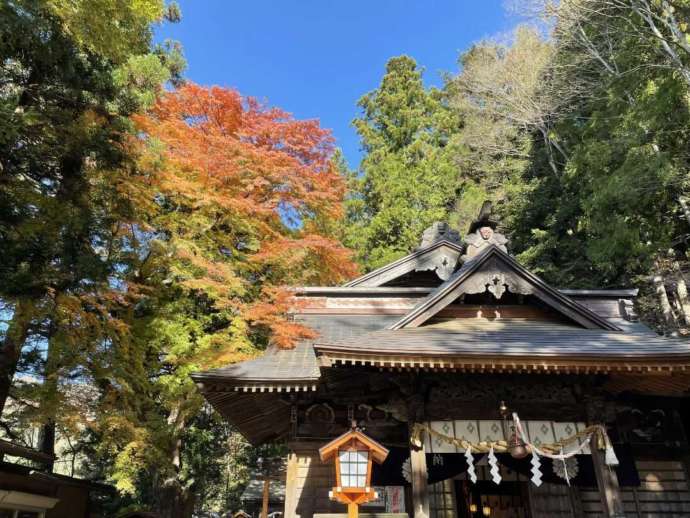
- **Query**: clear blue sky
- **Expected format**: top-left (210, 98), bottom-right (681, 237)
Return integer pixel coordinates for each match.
top-left (156, 0), bottom-right (516, 168)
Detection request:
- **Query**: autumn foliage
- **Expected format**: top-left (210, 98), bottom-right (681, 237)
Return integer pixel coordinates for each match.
top-left (133, 83), bottom-right (357, 349)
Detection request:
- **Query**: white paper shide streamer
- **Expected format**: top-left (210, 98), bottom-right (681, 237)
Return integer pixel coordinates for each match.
top-left (421, 414), bottom-right (620, 487)
top-left (464, 446), bottom-right (477, 483)
top-left (605, 436), bottom-right (620, 467)
top-left (488, 446), bottom-right (501, 485)
top-left (530, 449), bottom-right (543, 487)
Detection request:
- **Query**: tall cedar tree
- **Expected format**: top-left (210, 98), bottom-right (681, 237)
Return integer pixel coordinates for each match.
top-left (90, 84), bottom-right (356, 516)
top-left (0, 0), bottom-right (182, 418)
top-left (346, 56), bottom-right (461, 270)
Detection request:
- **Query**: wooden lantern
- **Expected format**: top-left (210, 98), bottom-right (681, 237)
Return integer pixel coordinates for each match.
top-left (319, 428), bottom-right (389, 518)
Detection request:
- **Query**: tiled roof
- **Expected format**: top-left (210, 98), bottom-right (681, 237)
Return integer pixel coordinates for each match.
top-left (314, 319), bottom-right (690, 361)
top-left (240, 478), bottom-right (286, 503)
top-left (193, 341), bottom-right (320, 384)
top-left (301, 314), bottom-right (399, 341)
top-left (192, 246), bottom-right (682, 385)
top-left (192, 314), bottom-right (399, 387)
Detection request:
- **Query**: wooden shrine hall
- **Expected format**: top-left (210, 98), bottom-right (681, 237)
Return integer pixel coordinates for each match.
top-left (193, 212), bottom-right (690, 518)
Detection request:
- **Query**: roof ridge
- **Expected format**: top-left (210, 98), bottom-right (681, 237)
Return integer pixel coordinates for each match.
top-left (343, 239), bottom-right (464, 287)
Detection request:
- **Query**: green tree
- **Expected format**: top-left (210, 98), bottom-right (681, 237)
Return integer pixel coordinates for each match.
top-left (447, 4), bottom-right (690, 332)
top-left (0, 0), bottom-right (183, 474)
top-left (347, 56), bottom-right (462, 270)
top-left (508, 2), bottom-right (690, 291)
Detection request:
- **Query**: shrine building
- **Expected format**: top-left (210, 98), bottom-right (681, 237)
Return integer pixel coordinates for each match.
top-left (193, 212), bottom-right (690, 518)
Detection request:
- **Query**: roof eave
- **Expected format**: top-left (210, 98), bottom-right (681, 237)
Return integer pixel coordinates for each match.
top-left (314, 349), bottom-right (690, 373)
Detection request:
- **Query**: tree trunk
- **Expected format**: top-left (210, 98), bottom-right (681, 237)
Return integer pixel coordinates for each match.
top-left (156, 403), bottom-right (194, 518)
top-left (158, 483), bottom-right (195, 518)
top-left (671, 261), bottom-right (690, 326)
top-left (539, 127), bottom-right (561, 177)
top-left (38, 323), bottom-right (60, 472)
top-left (679, 197), bottom-right (690, 226)
top-left (0, 298), bottom-right (34, 417)
top-left (653, 273), bottom-right (677, 334)
top-left (38, 420), bottom-right (56, 472)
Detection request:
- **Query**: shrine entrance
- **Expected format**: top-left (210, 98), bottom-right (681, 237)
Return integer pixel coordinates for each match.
top-left (442, 479), bottom-right (575, 518)
top-left (460, 480), bottom-right (530, 518)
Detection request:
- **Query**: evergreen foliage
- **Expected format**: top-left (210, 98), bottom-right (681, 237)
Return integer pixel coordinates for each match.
top-left (346, 56), bottom-right (462, 270)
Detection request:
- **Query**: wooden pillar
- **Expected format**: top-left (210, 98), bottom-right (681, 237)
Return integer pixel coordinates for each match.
top-left (261, 474), bottom-right (270, 518)
top-left (590, 434), bottom-right (625, 518)
top-left (284, 449), bottom-right (298, 518)
top-left (408, 392), bottom-right (429, 518)
top-left (410, 442), bottom-right (430, 518)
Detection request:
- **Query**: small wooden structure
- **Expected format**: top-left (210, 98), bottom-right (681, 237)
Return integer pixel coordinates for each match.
top-left (240, 460), bottom-right (286, 518)
top-left (319, 428), bottom-right (389, 518)
top-left (0, 440), bottom-right (112, 517)
top-left (194, 211), bottom-right (690, 518)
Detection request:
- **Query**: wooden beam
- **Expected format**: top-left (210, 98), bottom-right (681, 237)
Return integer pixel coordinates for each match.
top-left (590, 434), bottom-right (625, 518)
top-left (0, 438), bottom-right (55, 464)
top-left (569, 487), bottom-right (585, 518)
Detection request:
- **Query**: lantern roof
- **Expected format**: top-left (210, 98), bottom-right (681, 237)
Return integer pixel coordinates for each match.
top-left (318, 429), bottom-right (389, 465)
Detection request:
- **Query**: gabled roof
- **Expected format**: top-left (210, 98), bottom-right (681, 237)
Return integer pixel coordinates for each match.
top-left (389, 245), bottom-right (620, 331)
top-left (314, 318), bottom-right (690, 373)
top-left (344, 239), bottom-right (464, 287)
top-left (192, 223), bottom-right (690, 445)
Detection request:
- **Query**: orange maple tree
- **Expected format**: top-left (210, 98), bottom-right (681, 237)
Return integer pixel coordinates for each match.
top-left (132, 83), bottom-right (357, 350)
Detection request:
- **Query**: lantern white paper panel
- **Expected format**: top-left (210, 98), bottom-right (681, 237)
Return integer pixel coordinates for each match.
top-left (338, 450), bottom-right (368, 487)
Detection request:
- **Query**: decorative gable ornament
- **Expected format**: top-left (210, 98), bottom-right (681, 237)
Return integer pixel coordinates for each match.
top-left (462, 226), bottom-right (508, 261)
top-left (344, 222), bottom-right (463, 287)
top-left (389, 245), bottom-right (620, 331)
top-left (413, 248), bottom-right (459, 281)
top-left (487, 273), bottom-right (508, 299)
top-left (460, 261), bottom-right (532, 301)
top-left (420, 222), bottom-right (461, 248)
top-left (462, 201), bottom-right (508, 260)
